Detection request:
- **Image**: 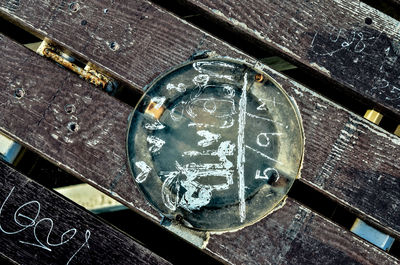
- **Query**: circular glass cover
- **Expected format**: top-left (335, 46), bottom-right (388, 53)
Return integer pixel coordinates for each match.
top-left (127, 58), bottom-right (304, 231)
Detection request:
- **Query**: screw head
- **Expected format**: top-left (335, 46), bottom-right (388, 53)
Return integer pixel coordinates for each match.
top-left (14, 88), bottom-right (25, 99)
top-left (255, 73), bottom-right (264, 82)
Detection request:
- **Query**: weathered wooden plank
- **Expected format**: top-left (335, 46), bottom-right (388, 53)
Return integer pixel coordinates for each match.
top-left (277, 70), bottom-right (400, 238)
top-left (286, 81), bottom-right (400, 238)
top-left (1, 3), bottom-right (400, 263)
top-left (207, 198), bottom-right (399, 265)
top-left (0, 0), bottom-right (245, 92)
top-left (2, 0), bottom-right (399, 237)
top-left (1, 31), bottom-right (399, 263)
top-left (0, 33), bottom-right (157, 219)
top-left (175, 0), bottom-right (400, 118)
top-left (0, 161), bottom-right (171, 265)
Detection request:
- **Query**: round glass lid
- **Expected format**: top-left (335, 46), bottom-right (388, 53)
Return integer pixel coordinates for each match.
top-left (127, 58), bottom-right (304, 231)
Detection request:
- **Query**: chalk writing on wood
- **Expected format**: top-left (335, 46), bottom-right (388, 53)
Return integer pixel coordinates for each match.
top-left (308, 25), bottom-right (400, 109)
top-left (0, 187), bottom-right (91, 264)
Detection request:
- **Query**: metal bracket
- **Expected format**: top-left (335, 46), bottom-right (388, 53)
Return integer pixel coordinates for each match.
top-left (36, 39), bottom-right (116, 92)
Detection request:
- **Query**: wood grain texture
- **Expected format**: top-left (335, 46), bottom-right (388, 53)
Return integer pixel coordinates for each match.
top-left (0, 0), bottom-right (244, 91)
top-left (0, 32), bottom-right (399, 264)
top-left (2, 0), bottom-right (399, 237)
top-left (207, 199), bottom-right (399, 265)
top-left (176, 0), bottom-right (400, 118)
top-left (0, 32), bottom-right (158, 222)
top-left (0, 1), bottom-right (400, 263)
top-left (0, 161), bottom-right (171, 265)
top-left (280, 70), bottom-right (400, 238)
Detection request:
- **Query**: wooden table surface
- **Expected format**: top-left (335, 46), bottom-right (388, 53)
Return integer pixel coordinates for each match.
top-left (0, 0), bottom-right (399, 264)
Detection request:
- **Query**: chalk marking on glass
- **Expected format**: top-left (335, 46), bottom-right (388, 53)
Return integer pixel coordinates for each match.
top-left (160, 141), bottom-right (235, 211)
top-left (147, 135), bottom-right (166, 153)
top-left (246, 112), bottom-right (284, 126)
top-left (151, 96), bottom-right (166, 109)
top-left (188, 122), bottom-right (214, 128)
top-left (134, 161), bottom-right (151, 183)
top-left (170, 102), bottom-right (185, 121)
top-left (186, 98), bottom-right (236, 118)
top-left (192, 74), bottom-right (210, 87)
top-left (183, 150), bottom-right (217, 157)
top-left (257, 132), bottom-right (283, 147)
top-left (257, 102), bottom-right (267, 111)
top-left (197, 130), bottom-right (221, 147)
top-left (237, 73), bottom-right (248, 223)
top-left (193, 61), bottom-right (234, 80)
top-left (144, 120), bottom-right (165, 130)
top-left (161, 173), bottom-right (180, 211)
top-left (222, 85), bottom-right (235, 98)
top-left (255, 168), bottom-right (280, 182)
top-left (203, 99), bottom-right (217, 114)
top-left (245, 145), bottom-right (282, 165)
top-left (166, 83), bottom-right (186, 92)
top-left (257, 97), bottom-right (282, 109)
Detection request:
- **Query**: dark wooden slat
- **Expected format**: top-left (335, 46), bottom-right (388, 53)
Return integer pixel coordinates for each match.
top-left (206, 198), bottom-right (399, 265)
top-left (0, 161), bottom-right (171, 265)
top-left (0, 0), bottom-right (245, 91)
top-left (0, 32), bottom-right (399, 264)
top-left (177, 0), bottom-right (400, 118)
top-left (1, 0), bottom-right (399, 237)
top-left (0, 33), bottom-right (157, 219)
top-left (0, 3), bottom-right (399, 263)
top-left (261, 62), bottom-right (400, 238)
top-left (290, 85), bottom-right (400, 238)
